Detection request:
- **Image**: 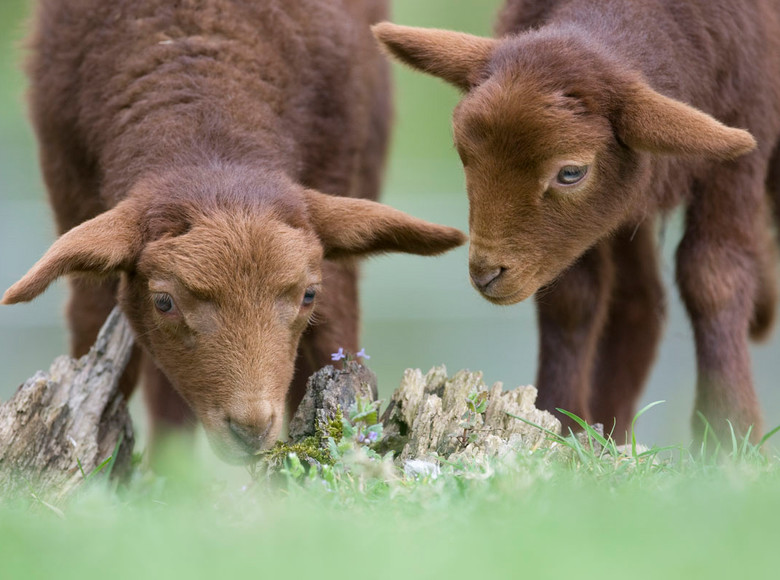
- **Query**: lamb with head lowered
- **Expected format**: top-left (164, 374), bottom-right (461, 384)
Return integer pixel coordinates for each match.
top-left (3, 0), bottom-right (466, 463)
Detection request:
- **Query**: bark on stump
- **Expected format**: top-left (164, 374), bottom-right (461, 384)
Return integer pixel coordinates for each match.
top-left (0, 307), bottom-right (135, 500)
top-left (379, 366), bottom-right (561, 463)
top-left (289, 362), bottom-right (377, 441)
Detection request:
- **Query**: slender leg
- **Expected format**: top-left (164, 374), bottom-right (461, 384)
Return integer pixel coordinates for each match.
top-left (288, 260), bottom-right (360, 415)
top-left (143, 356), bottom-right (197, 444)
top-left (590, 223), bottom-right (666, 441)
top-left (287, 42), bottom-right (389, 416)
top-left (677, 163), bottom-right (769, 444)
top-left (534, 242), bottom-right (614, 433)
top-left (752, 141), bottom-right (780, 340)
top-left (67, 276), bottom-right (143, 399)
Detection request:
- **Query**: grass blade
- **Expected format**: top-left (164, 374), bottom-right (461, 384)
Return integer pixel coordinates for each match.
top-left (759, 424), bottom-right (780, 448)
top-left (630, 401), bottom-right (665, 458)
top-left (105, 433), bottom-right (124, 479)
top-left (557, 408), bottom-right (611, 451)
top-left (506, 413), bottom-right (567, 445)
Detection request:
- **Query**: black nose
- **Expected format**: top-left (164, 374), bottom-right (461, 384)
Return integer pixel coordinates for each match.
top-left (470, 266), bottom-right (505, 291)
top-left (228, 419), bottom-right (271, 454)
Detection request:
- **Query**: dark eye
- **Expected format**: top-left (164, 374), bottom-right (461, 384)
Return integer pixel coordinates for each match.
top-left (153, 293), bottom-right (175, 314)
top-left (302, 288), bottom-right (316, 306)
top-left (556, 165), bottom-right (589, 186)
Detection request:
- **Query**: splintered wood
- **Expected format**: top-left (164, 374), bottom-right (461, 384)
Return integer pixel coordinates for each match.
top-left (380, 366), bottom-right (561, 463)
top-left (0, 308), bottom-right (135, 499)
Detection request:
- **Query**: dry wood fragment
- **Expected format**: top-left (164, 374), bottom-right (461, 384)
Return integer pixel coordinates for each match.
top-left (288, 363), bottom-right (377, 441)
top-left (0, 307), bottom-right (135, 500)
top-left (379, 366), bottom-right (561, 463)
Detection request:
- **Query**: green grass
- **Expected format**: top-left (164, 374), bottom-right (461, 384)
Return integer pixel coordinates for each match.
top-left (2, 409), bottom-right (779, 580)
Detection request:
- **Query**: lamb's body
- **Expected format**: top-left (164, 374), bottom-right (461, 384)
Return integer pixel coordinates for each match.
top-left (495, 0), bottom-right (780, 439)
top-left (30, 0), bottom-right (390, 210)
top-left (7, 0), bottom-right (465, 462)
top-left (375, 0), bottom-right (780, 442)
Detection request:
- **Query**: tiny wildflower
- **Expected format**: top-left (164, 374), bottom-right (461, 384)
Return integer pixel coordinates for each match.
top-left (366, 431), bottom-right (379, 443)
top-left (331, 348), bottom-right (346, 361)
top-left (356, 348), bottom-right (371, 360)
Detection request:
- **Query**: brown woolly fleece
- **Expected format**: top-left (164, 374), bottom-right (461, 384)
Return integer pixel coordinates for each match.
top-left (3, 0), bottom-right (466, 463)
top-left (374, 0), bottom-right (780, 444)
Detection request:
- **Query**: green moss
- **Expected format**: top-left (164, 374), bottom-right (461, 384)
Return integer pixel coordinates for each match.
top-left (261, 437), bottom-right (331, 471)
top-left (261, 408), bottom-right (345, 472)
top-left (325, 408), bottom-right (344, 442)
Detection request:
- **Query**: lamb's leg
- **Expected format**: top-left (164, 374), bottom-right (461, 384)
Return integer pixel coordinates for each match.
top-left (68, 277), bottom-right (143, 399)
top-left (289, 260), bottom-right (360, 415)
top-left (677, 165), bottom-right (768, 445)
top-left (143, 358), bottom-right (196, 459)
top-left (287, 42), bottom-right (389, 416)
top-left (752, 141), bottom-right (780, 340)
top-left (534, 242), bottom-right (614, 433)
top-left (288, 49), bottom-right (389, 414)
top-left (590, 223), bottom-right (666, 442)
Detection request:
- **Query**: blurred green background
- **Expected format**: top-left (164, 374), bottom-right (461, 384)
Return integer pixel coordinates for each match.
top-left (1, 0), bottom-right (778, 450)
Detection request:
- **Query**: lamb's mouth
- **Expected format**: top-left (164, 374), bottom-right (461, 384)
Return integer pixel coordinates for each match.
top-left (479, 267), bottom-right (541, 305)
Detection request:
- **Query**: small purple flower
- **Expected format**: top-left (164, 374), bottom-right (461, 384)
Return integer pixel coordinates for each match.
top-left (366, 431), bottom-right (379, 443)
top-left (331, 348), bottom-right (346, 361)
top-left (356, 348), bottom-right (371, 360)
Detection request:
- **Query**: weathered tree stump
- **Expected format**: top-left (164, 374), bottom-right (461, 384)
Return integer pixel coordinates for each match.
top-left (283, 362), bottom-right (562, 471)
top-left (379, 366), bottom-right (561, 463)
top-left (289, 362), bottom-right (377, 441)
top-left (0, 307), bottom-right (135, 500)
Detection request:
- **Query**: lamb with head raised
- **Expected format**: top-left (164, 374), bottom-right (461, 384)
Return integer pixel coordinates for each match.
top-left (374, 0), bottom-right (780, 444)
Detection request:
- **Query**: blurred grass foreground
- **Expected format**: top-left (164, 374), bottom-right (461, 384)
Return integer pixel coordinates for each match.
top-left (1, 1), bottom-right (780, 579)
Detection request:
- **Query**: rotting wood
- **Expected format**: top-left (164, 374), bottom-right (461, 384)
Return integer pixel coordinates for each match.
top-left (286, 362), bottom-right (562, 467)
top-left (288, 363), bottom-right (378, 442)
top-left (0, 307), bottom-right (135, 500)
top-left (378, 366), bottom-right (561, 463)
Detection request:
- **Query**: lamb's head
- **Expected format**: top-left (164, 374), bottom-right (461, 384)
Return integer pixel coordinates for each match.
top-left (374, 23), bottom-right (757, 304)
top-left (2, 168), bottom-right (466, 463)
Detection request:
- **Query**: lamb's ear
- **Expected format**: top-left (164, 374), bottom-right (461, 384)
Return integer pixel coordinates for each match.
top-left (616, 81), bottom-right (757, 160)
top-left (2, 201), bottom-right (142, 304)
top-left (304, 190), bottom-right (467, 259)
top-left (372, 22), bottom-right (498, 91)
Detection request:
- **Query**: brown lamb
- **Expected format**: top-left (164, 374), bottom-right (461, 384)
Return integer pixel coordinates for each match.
top-left (3, 0), bottom-right (466, 463)
top-left (374, 0), bottom-right (780, 444)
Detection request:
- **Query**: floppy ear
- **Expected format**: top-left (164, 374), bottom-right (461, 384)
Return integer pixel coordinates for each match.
top-left (304, 190), bottom-right (467, 259)
top-left (616, 81), bottom-right (757, 159)
top-left (372, 22), bottom-right (498, 91)
top-left (2, 201), bottom-right (142, 304)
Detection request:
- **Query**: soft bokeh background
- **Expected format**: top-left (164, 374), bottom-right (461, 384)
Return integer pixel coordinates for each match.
top-left (1, 0), bottom-right (778, 450)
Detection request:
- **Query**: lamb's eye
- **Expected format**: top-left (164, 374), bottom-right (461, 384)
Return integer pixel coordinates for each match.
top-left (153, 293), bottom-right (175, 314)
top-left (302, 288), bottom-right (316, 306)
top-left (556, 165), bottom-right (589, 186)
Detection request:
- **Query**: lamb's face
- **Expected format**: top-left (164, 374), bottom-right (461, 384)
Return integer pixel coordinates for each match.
top-left (122, 210), bottom-right (323, 463)
top-left (453, 78), bottom-right (641, 304)
top-left (373, 22), bottom-right (757, 305)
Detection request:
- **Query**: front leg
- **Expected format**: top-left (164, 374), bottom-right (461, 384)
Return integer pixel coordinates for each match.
top-left (288, 260), bottom-right (360, 415)
top-left (143, 357), bottom-right (197, 465)
top-left (676, 167), bottom-right (769, 445)
top-left (535, 242), bottom-right (614, 432)
top-left (590, 222), bottom-right (666, 440)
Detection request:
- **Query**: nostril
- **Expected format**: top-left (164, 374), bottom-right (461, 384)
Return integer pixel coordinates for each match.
top-left (470, 266), bottom-right (506, 291)
top-left (228, 418), bottom-right (271, 454)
